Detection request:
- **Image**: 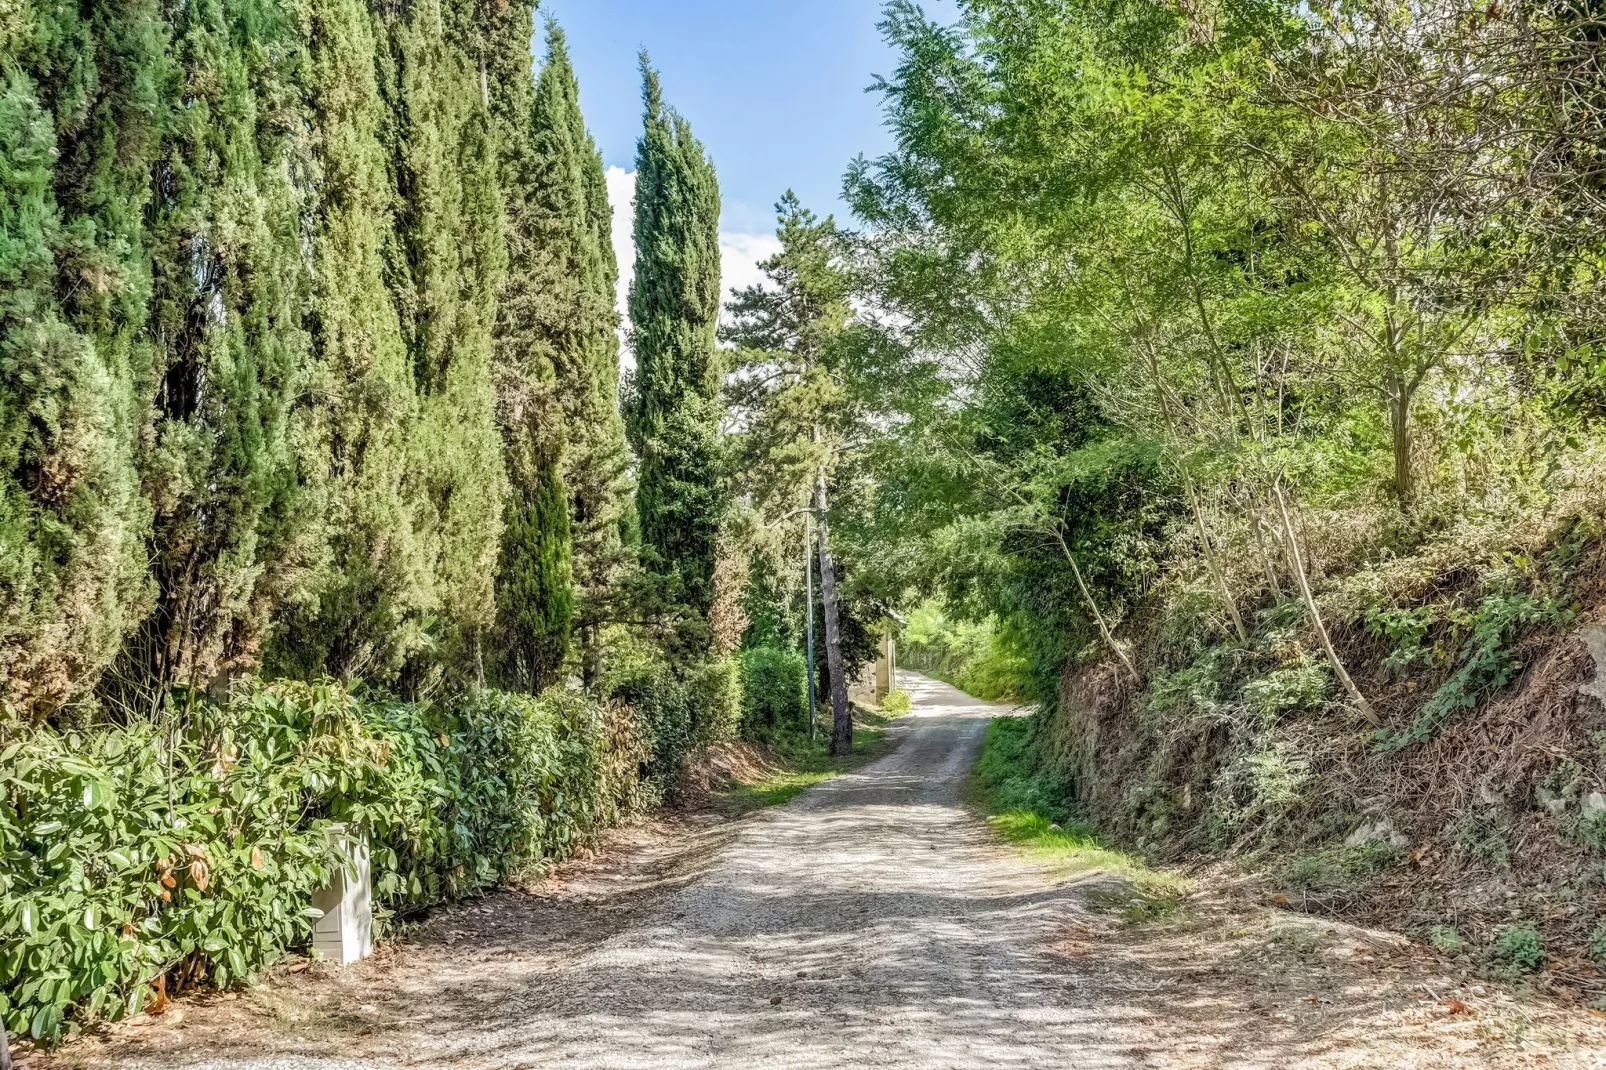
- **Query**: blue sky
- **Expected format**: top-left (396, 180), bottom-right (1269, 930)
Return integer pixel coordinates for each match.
top-left (538, 0), bottom-right (961, 319)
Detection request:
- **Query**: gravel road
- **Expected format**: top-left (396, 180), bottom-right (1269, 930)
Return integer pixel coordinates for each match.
top-left (49, 673), bottom-right (1606, 1070)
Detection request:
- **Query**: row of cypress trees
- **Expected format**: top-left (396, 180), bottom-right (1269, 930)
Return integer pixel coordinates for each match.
top-left (0, 1), bottom-right (668, 720)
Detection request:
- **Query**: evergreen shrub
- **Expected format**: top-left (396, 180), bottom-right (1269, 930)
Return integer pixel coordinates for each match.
top-left (0, 681), bottom-right (632, 1044)
top-left (737, 647), bottom-right (808, 739)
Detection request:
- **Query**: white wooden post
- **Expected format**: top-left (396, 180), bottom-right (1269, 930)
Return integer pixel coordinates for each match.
top-left (311, 823), bottom-right (373, 965)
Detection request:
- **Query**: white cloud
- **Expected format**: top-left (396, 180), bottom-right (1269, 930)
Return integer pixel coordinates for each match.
top-left (605, 167), bottom-right (782, 370)
top-left (719, 231), bottom-right (782, 306)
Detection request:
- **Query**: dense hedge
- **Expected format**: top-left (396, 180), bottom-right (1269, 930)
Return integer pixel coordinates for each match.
top-left (607, 655), bottom-right (740, 795)
top-left (0, 682), bottom-right (648, 1044)
top-left (737, 647), bottom-right (808, 739)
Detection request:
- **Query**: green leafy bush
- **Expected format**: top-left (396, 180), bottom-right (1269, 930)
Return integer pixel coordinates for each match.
top-left (608, 653), bottom-right (740, 795)
top-left (1428, 925), bottom-right (1465, 955)
top-left (1489, 922), bottom-right (1547, 974)
top-left (1376, 591), bottom-right (1575, 749)
top-left (881, 689), bottom-right (911, 714)
top-left (687, 657), bottom-right (742, 746)
top-left (737, 647), bottom-right (807, 739)
top-left (0, 681), bottom-right (639, 1044)
top-left (1242, 662), bottom-right (1330, 719)
top-left (972, 716), bottom-right (1075, 825)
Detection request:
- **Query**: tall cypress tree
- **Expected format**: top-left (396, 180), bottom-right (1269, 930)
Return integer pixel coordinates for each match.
top-left (478, 12), bottom-right (577, 691)
top-left (267, 0), bottom-right (421, 683)
top-left (378, 0), bottom-right (508, 683)
top-left (625, 58), bottom-right (725, 639)
top-left (0, 1), bottom-right (169, 717)
top-left (110, 0), bottom-right (313, 711)
top-left (527, 23), bottom-right (630, 685)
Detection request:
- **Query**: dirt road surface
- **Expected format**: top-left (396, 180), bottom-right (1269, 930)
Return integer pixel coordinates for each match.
top-left (39, 674), bottom-right (1606, 1069)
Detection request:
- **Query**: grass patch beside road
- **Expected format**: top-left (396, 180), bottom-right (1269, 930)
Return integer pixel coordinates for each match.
top-left (972, 716), bottom-right (1188, 919)
top-left (723, 702), bottom-right (904, 810)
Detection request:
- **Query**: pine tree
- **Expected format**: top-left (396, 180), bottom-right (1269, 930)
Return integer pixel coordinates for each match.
top-left (0, 1), bottom-right (170, 717)
top-left (722, 194), bottom-right (859, 753)
top-left (110, 0), bottom-right (314, 712)
top-left (625, 58), bottom-right (725, 640)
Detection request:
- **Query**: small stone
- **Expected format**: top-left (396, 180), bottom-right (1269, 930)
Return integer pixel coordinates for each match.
top-left (796, 971), bottom-right (807, 978)
top-left (1536, 787), bottom-right (1569, 816)
top-left (770, 995), bottom-right (783, 1005)
top-left (1346, 817), bottom-right (1408, 849)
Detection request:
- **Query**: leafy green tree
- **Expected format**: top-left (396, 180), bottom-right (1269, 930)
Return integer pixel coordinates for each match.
top-left (625, 57), bottom-right (725, 643)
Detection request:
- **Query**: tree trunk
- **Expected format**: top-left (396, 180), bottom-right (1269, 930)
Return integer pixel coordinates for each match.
top-left (815, 467), bottom-right (853, 756)
top-left (1273, 482), bottom-right (1377, 725)
top-left (1388, 380), bottom-right (1413, 510)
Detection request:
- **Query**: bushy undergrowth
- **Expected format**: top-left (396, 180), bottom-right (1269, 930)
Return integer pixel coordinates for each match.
top-left (972, 716), bottom-right (1076, 825)
top-left (0, 681), bottom-right (651, 1044)
top-left (973, 716), bottom-right (1185, 912)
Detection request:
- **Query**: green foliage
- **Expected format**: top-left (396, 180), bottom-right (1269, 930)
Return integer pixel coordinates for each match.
top-left (1428, 925), bottom-right (1466, 956)
top-left (900, 600), bottom-right (1031, 702)
top-left (94, 0), bottom-right (316, 716)
top-left (1453, 812), bottom-right (1512, 868)
top-left (1589, 927), bottom-right (1606, 965)
top-left (626, 59), bottom-right (725, 636)
top-left (0, 0), bottom-right (167, 715)
top-left (972, 716), bottom-right (1076, 825)
top-left (607, 649), bottom-right (740, 796)
top-left (1488, 923), bottom-right (1547, 974)
top-left (1282, 842), bottom-right (1397, 893)
top-left (266, 0), bottom-right (422, 683)
top-left (1242, 663), bottom-right (1331, 720)
top-left (1574, 812), bottom-right (1606, 852)
top-left (1207, 744), bottom-right (1311, 847)
top-left (881, 689), bottom-right (911, 714)
top-left (1375, 591), bottom-right (1575, 750)
top-left (973, 716), bottom-right (1185, 911)
top-left (535, 31), bottom-right (632, 664)
top-left (494, 463), bottom-right (574, 693)
top-left (737, 647), bottom-right (807, 739)
top-left (0, 680), bottom-right (638, 1043)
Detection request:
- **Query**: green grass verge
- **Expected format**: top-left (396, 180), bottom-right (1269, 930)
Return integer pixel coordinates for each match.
top-left (723, 703), bottom-right (902, 810)
top-left (972, 716), bottom-right (1188, 920)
